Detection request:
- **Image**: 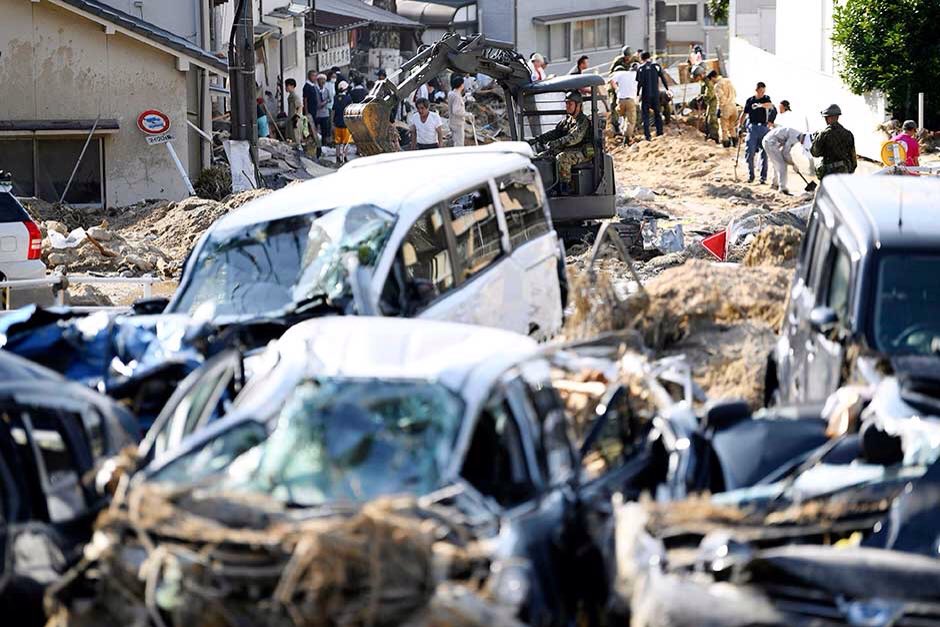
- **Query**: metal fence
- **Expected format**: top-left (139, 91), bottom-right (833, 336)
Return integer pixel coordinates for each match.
top-left (0, 274), bottom-right (161, 312)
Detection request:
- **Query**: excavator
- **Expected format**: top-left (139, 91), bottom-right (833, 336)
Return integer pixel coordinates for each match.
top-left (344, 33), bottom-right (617, 229)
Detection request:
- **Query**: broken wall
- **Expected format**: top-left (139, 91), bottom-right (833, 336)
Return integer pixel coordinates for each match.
top-left (0, 0), bottom-right (193, 206)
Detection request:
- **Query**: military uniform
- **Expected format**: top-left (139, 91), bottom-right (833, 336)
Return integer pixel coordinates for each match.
top-left (702, 79), bottom-right (719, 142)
top-left (810, 121), bottom-right (857, 178)
top-left (536, 112), bottom-right (594, 184)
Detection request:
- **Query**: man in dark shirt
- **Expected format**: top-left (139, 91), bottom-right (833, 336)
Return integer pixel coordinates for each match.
top-left (636, 51), bottom-right (671, 140)
top-left (737, 81), bottom-right (776, 183)
top-left (303, 70), bottom-right (319, 118)
top-left (350, 76), bottom-right (367, 103)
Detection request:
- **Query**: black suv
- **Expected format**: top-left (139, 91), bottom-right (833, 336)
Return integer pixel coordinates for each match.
top-left (769, 174), bottom-right (940, 404)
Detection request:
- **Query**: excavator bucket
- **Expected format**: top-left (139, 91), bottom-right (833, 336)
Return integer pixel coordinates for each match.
top-left (345, 88), bottom-right (401, 156)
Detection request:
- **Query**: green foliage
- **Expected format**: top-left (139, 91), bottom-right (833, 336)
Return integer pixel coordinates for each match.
top-left (832, 0), bottom-right (940, 122)
top-left (194, 166), bottom-right (232, 201)
top-left (706, 0), bottom-right (729, 23)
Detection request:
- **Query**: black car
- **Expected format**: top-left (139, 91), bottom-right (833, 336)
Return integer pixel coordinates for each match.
top-left (618, 376), bottom-right (940, 627)
top-left (769, 175), bottom-right (940, 405)
top-left (0, 350), bottom-right (138, 625)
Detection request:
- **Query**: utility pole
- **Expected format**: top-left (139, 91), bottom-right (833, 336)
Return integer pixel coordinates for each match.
top-left (228, 0), bottom-right (259, 185)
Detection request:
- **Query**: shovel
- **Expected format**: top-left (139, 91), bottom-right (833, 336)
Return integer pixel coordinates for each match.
top-left (795, 169), bottom-right (817, 193)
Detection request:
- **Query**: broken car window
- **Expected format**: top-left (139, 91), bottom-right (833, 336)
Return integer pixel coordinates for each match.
top-left (874, 254), bottom-right (940, 355)
top-left (163, 379), bottom-right (464, 507)
top-left (169, 205), bottom-right (394, 320)
top-left (447, 186), bottom-right (504, 281)
top-left (462, 400), bottom-right (537, 507)
top-left (498, 169), bottom-right (549, 249)
top-left (395, 205), bottom-right (455, 312)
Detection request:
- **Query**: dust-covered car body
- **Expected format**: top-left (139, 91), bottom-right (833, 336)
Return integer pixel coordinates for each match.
top-left (0, 349), bottom-right (137, 625)
top-left (772, 175), bottom-right (940, 405)
top-left (136, 317), bottom-right (597, 624)
top-left (166, 143), bottom-right (565, 341)
top-left (616, 375), bottom-right (940, 627)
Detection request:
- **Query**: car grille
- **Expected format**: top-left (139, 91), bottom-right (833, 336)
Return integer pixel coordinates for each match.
top-left (763, 584), bottom-right (940, 626)
top-left (764, 583), bottom-right (845, 622)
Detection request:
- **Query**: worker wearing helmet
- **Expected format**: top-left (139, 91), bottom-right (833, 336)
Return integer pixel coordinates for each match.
top-left (530, 91), bottom-right (595, 193)
top-left (810, 104), bottom-right (857, 178)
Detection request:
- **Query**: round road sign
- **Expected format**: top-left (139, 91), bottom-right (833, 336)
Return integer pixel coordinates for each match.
top-left (137, 110), bottom-right (171, 135)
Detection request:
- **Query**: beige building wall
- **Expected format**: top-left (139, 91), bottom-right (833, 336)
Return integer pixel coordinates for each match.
top-left (0, 0), bottom-right (193, 206)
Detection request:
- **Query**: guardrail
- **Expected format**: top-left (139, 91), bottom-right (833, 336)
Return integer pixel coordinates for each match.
top-left (0, 274), bottom-right (161, 311)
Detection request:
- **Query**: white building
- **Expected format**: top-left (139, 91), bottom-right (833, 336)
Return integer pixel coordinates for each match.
top-left (727, 0), bottom-right (886, 159)
top-left (0, 0), bottom-right (226, 206)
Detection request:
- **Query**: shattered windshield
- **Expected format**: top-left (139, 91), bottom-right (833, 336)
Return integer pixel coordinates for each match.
top-left (873, 254), bottom-right (940, 355)
top-left (169, 205), bottom-right (394, 320)
top-left (179, 379), bottom-right (464, 507)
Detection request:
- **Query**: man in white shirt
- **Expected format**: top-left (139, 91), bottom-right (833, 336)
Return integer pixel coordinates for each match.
top-left (610, 67), bottom-right (639, 141)
top-left (409, 98), bottom-right (443, 150)
top-left (447, 75), bottom-right (467, 147)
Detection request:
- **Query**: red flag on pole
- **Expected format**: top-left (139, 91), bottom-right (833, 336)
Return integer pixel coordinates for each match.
top-left (701, 230), bottom-right (727, 261)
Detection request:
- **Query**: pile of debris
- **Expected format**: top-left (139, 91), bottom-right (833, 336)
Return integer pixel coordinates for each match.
top-left (564, 255), bottom-right (791, 408)
top-left (30, 189), bottom-right (272, 278)
top-left (46, 484), bottom-right (521, 627)
top-left (434, 86), bottom-right (511, 144)
top-left (257, 136), bottom-right (336, 188)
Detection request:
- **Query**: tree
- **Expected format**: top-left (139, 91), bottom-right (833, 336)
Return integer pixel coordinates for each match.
top-left (706, 0), bottom-right (729, 24)
top-left (832, 0), bottom-right (940, 125)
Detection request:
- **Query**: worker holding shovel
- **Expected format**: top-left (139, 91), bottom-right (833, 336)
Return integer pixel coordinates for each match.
top-left (762, 126), bottom-right (815, 194)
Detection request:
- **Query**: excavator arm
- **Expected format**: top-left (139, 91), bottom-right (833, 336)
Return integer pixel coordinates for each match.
top-left (344, 33), bottom-right (533, 155)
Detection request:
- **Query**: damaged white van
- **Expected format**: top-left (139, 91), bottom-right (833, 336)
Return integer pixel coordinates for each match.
top-left (165, 143), bottom-right (566, 339)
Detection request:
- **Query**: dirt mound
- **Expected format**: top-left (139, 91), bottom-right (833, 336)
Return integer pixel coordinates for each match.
top-left (36, 189), bottom-right (271, 278)
top-left (743, 224), bottom-right (803, 268)
top-left (638, 259), bottom-right (789, 346)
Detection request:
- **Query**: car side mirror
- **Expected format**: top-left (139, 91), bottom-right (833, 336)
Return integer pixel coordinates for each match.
top-left (702, 399), bottom-right (751, 432)
top-left (809, 306), bottom-right (839, 339)
top-left (131, 297), bottom-right (169, 315)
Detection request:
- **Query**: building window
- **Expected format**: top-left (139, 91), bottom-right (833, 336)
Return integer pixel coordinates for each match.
top-left (536, 23), bottom-right (570, 62)
top-left (0, 138), bottom-right (103, 205)
top-left (663, 2), bottom-right (698, 24)
top-left (573, 16), bottom-right (625, 52)
top-left (283, 31), bottom-right (298, 70)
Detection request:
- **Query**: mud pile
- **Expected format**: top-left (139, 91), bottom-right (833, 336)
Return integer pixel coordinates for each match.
top-left (743, 224), bottom-right (803, 268)
top-left (564, 258), bottom-right (790, 407)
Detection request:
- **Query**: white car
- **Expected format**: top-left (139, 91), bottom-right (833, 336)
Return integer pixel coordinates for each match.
top-left (0, 186), bottom-right (46, 307)
top-left (165, 143), bottom-right (565, 339)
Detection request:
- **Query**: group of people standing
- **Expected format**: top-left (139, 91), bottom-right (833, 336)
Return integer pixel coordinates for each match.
top-left (734, 82), bottom-right (858, 194)
top-left (277, 67), bottom-right (378, 164)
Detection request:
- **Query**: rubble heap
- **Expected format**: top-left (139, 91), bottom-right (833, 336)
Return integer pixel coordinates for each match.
top-left (564, 258), bottom-right (790, 408)
top-left (742, 224), bottom-right (803, 268)
top-left (31, 189), bottom-right (271, 278)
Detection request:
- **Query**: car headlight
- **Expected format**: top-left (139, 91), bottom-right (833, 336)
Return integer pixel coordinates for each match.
top-left (486, 558), bottom-right (531, 612)
top-left (838, 597), bottom-right (905, 627)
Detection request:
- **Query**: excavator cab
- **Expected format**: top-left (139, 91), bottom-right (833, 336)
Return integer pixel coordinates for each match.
top-left (344, 33), bottom-right (616, 227)
top-left (517, 75), bottom-right (616, 223)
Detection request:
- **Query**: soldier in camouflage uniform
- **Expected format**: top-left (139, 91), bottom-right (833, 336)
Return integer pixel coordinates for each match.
top-left (532, 91), bottom-right (594, 193)
top-left (811, 104), bottom-right (857, 179)
top-left (702, 71), bottom-right (720, 143)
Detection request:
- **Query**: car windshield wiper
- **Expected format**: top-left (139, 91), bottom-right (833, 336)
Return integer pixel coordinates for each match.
top-left (288, 293), bottom-right (347, 317)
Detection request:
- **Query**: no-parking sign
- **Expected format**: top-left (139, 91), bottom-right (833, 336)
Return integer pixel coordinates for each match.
top-left (137, 109), bottom-right (171, 135)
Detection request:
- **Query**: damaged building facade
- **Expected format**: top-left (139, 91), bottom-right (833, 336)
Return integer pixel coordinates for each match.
top-left (0, 0), bottom-right (226, 207)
